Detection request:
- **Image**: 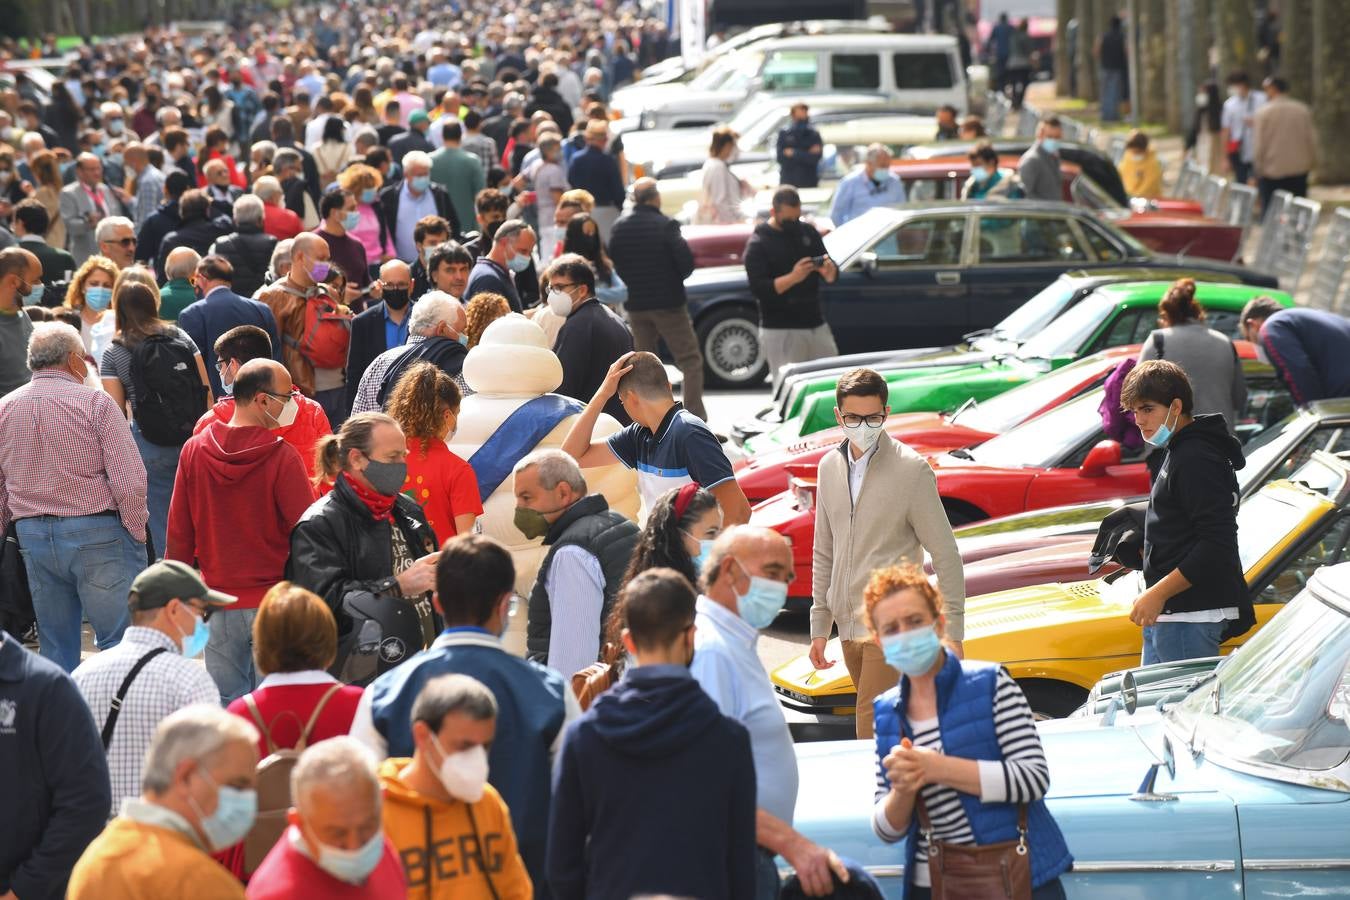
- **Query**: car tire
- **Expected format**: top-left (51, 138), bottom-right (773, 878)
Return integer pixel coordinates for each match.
top-left (942, 498), bottom-right (987, 527)
top-left (697, 305), bottom-right (768, 389)
top-left (1018, 680), bottom-right (1090, 720)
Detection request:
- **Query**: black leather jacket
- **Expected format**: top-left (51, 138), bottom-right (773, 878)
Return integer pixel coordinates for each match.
top-left (211, 224), bottom-right (278, 298)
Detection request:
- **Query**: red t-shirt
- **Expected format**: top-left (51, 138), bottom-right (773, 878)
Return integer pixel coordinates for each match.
top-left (402, 438), bottom-right (484, 548)
top-left (245, 829), bottom-right (407, 900)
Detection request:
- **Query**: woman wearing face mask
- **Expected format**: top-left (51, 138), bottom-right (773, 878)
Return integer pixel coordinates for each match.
top-left (960, 143), bottom-right (1015, 200)
top-left (1186, 81), bottom-right (1225, 175)
top-left (696, 125), bottom-right (751, 225)
top-left (291, 412), bottom-right (442, 686)
top-left (100, 280), bottom-right (211, 558)
top-left (1117, 130), bottom-right (1164, 200)
top-left (867, 565), bottom-right (1073, 900)
top-left (64, 254), bottom-right (120, 366)
top-left (561, 213), bottom-right (626, 308)
top-left (385, 361), bottom-right (483, 547)
top-left (337, 164), bottom-right (394, 274)
top-left (220, 583), bottom-right (369, 880)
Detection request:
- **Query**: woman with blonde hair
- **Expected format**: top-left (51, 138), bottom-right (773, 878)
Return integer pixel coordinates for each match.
top-left (464, 291), bottom-right (511, 349)
top-left (31, 150), bottom-right (67, 254)
top-left (697, 126), bottom-right (750, 224)
top-left (337, 162), bottom-right (393, 269)
top-left (63, 255), bottom-right (120, 364)
top-left (866, 564), bottom-right (1072, 900)
top-left (385, 361), bottom-right (483, 545)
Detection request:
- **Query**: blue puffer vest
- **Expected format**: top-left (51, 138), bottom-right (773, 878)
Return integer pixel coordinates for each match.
top-left (873, 651), bottom-right (1073, 898)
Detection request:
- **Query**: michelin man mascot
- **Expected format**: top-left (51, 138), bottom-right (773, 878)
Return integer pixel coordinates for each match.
top-left (449, 314), bottom-right (638, 651)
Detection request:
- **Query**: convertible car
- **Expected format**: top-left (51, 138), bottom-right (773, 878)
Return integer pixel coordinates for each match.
top-left (771, 451), bottom-right (1350, 731)
top-left (786, 559), bottom-right (1350, 897)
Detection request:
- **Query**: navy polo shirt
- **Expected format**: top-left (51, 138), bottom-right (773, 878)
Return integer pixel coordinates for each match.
top-left (606, 402), bottom-right (735, 510)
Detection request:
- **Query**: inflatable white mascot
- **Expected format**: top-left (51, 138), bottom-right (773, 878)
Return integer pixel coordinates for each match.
top-left (448, 313), bottom-right (639, 654)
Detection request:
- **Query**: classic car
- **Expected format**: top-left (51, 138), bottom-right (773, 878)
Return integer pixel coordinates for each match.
top-left (771, 452), bottom-right (1350, 732)
top-left (739, 281), bottom-right (1291, 454)
top-left (1073, 656), bottom-right (1224, 718)
top-left (687, 202), bottom-right (1275, 388)
top-left (751, 359), bottom-right (1292, 608)
top-left (786, 559), bottom-right (1350, 897)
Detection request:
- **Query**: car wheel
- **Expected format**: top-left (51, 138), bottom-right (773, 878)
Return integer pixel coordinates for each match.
top-left (697, 306), bottom-right (768, 389)
top-left (942, 499), bottom-right (987, 527)
top-left (1018, 680), bottom-right (1090, 720)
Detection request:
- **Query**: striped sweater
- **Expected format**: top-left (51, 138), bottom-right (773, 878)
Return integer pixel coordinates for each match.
top-left (871, 669), bottom-right (1049, 887)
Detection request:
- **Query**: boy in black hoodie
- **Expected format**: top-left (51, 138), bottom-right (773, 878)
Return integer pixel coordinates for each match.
top-left (546, 568), bottom-right (757, 900)
top-left (1121, 360), bottom-right (1252, 665)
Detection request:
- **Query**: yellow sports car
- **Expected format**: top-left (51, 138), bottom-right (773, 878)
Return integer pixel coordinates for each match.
top-left (772, 451), bottom-right (1350, 730)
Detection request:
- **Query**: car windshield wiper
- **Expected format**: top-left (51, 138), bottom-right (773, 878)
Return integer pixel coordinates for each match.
top-left (948, 396), bottom-right (977, 423)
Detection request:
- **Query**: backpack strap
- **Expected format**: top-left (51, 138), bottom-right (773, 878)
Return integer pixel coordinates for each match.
top-left (242, 692), bottom-right (281, 756)
top-left (102, 647), bottom-right (169, 751)
top-left (295, 683), bottom-right (344, 753)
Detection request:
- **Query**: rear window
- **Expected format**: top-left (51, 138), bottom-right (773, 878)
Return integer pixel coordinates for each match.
top-left (893, 52), bottom-right (955, 89)
top-left (831, 54), bottom-right (881, 90)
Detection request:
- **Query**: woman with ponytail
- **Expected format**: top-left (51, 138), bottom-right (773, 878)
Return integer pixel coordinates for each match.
top-left (384, 361), bottom-right (482, 546)
top-left (1138, 277), bottom-right (1247, 431)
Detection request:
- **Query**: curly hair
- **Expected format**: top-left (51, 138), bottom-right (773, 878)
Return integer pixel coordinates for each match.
top-left (862, 564), bottom-right (945, 639)
top-left (337, 162), bottom-right (383, 195)
top-left (464, 292), bottom-right (511, 348)
top-left (385, 361), bottom-right (462, 457)
top-left (64, 255), bottom-right (120, 310)
top-left (1158, 277), bottom-right (1205, 326)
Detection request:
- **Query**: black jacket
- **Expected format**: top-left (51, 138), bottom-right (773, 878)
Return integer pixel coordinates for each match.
top-left (775, 120), bottom-right (824, 188)
top-left (0, 632), bottom-right (110, 900)
top-left (135, 202), bottom-right (182, 266)
top-left (1143, 414), bottom-right (1251, 637)
top-left (345, 301), bottom-right (398, 412)
top-left (274, 141), bottom-right (322, 207)
top-left (155, 215), bottom-right (234, 282)
top-left (378, 180), bottom-right (461, 242)
top-left (554, 299), bottom-right (634, 423)
top-left (388, 128), bottom-right (434, 165)
top-left (743, 220), bottom-right (828, 329)
top-left (526, 86), bottom-right (574, 136)
top-left (210, 223), bottom-right (277, 298)
top-left (281, 174), bottom-right (312, 222)
top-left (608, 205), bottom-right (695, 313)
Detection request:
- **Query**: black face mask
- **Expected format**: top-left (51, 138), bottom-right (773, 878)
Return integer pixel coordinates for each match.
top-left (383, 287), bottom-right (410, 310)
top-left (484, 218), bottom-right (503, 241)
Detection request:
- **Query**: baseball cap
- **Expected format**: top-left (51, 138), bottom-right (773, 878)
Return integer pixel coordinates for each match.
top-left (131, 560), bottom-right (238, 610)
top-left (409, 110), bottom-right (430, 126)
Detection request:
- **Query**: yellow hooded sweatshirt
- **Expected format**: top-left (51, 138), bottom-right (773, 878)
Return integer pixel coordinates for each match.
top-left (378, 757), bottom-right (533, 900)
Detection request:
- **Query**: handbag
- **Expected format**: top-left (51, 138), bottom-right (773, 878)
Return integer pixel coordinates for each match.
top-left (916, 797), bottom-right (1031, 900)
top-left (570, 642), bottom-right (622, 711)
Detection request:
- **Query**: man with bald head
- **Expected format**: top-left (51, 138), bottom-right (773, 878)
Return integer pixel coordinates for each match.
top-left (691, 525), bottom-right (851, 899)
top-left (167, 356), bottom-right (315, 702)
top-left (608, 176), bottom-right (703, 420)
top-left (59, 152), bottom-right (126, 264)
top-left (346, 258), bottom-right (413, 416)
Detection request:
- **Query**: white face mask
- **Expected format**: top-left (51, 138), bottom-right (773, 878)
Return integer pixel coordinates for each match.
top-left (264, 392), bottom-right (300, 429)
top-left (546, 289), bottom-right (573, 317)
top-left (844, 420), bottom-right (885, 452)
top-left (434, 739), bottom-right (489, 803)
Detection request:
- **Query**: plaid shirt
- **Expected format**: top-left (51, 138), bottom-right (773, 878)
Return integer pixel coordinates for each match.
top-left (0, 370), bottom-right (149, 540)
top-left (461, 133), bottom-right (498, 179)
top-left (133, 165), bottom-right (166, 229)
top-left (350, 335), bottom-right (471, 416)
top-left (72, 626), bottom-right (220, 817)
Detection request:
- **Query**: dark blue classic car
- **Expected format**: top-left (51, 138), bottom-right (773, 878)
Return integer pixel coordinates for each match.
top-left (686, 202), bottom-right (1277, 387)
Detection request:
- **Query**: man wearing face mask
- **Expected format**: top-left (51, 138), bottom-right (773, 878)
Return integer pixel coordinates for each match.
top-left (460, 188), bottom-right (509, 259)
top-left (346, 259), bottom-right (414, 416)
top-left (547, 254), bottom-right (633, 424)
top-left (465, 218), bottom-right (533, 313)
top-left (691, 527), bottom-right (851, 900)
top-left (409, 215), bottom-right (452, 301)
top-left (961, 142), bottom-right (1016, 200)
top-left (512, 449), bottom-right (639, 680)
top-left (547, 568), bottom-right (757, 900)
top-left (167, 360), bottom-right (315, 703)
top-left (828, 143), bottom-right (906, 226)
top-left (350, 292), bottom-right (469, 416)
top-left (72, 561), bottom-right (232, 817)
top-left (315, 190), bottom-right (372, 304)
top-left (67, 704), bottom-right (259, 900)
top-left (246, 737), bottom-right (406, 899)
top-left (381, 150), bottom-right (460, 266)
top-left (1017, 115), bottom-right (1064, 202)
top-left (257, 233), bottom-right (349, 415)
top-left (377, 674), bottom-right (532, 899)
top-left (807, 368), bottom-right (964, 739)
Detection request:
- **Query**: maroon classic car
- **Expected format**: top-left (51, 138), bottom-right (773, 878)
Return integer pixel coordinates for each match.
top-left (682, 157), bottom-right (1242, 269)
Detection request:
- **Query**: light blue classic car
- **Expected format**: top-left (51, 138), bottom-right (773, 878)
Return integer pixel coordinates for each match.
top-left (788, 561), bottom-right (1350, 897)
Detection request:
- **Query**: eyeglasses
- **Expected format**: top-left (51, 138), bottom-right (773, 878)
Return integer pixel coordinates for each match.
top-left (188, 602), bottom-right (216, 623)
top-left (109, 237), bottom-right (136, 247)
top-left (549, 281), bottom-right (575, 290)
top-left (840, 413), bottom-right (886, 428)
top-left (214, 359), bottom-right (231, 374)
top-left (261, 390), bottom-right (291, 404)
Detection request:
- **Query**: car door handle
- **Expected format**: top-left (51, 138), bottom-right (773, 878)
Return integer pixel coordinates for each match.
top-left (936, 272), bottom-right (961, 285)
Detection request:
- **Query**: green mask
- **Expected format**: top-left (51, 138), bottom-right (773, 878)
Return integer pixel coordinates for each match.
top-left (514, 505), bottom-right (552, 540)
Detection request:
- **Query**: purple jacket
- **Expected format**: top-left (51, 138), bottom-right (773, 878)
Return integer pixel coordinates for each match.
top-left (1100, 358), bottom-right (1144, 450)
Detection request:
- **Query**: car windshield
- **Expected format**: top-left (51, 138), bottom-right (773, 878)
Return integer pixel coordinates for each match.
top-left (991, 278), bottom-right (1088, 345)
top-left (739, 107), bottom-right (791, 148)
top-left (1016, 292), bottom-right (1118, 360)
top-left (1070, 174), bottom-right (1124, 212)
top-left (954, 357), bottom-right (1112, 433)
top-left (963, 389), bottom-right (1103, 468)
top-left (1168, 584), bottom-right (1350, 778)
top-left (701, 50), bottom-right (765, 92)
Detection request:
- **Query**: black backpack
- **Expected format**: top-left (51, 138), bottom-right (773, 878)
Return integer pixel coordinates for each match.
top-left (126, 332), bottom-right (208, 447)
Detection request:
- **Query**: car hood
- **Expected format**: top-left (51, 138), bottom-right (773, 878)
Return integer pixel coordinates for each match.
top-left (609, 82), bottom-right (687, 113)
top-left (958, 538), bottom-right (1101, 596)
top-left (963, 572), bottom-right (1142, 650)
top-left (685, 263), bottom-right (749, 292)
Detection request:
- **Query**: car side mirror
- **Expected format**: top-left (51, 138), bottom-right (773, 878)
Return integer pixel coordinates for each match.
top-left (859, 251), bottom-right (878, 277)
top-left (1080, 440), bottom-right (1123, 478)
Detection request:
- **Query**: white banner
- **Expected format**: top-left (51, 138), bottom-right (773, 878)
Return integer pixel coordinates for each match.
top-left (680, 0), bottom-right (706, 69)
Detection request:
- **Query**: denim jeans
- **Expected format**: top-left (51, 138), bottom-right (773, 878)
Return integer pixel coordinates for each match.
top-left (205, 607), bottom-right (258, 704)
top-left (15, 514), bottom-right (142, 671)
top-left (1100, 67), bottom-right (1125, 122)
top-left (756, 849), bottom-right (781, 900)
top-left (1141, 620), bottom-right (1226, 666)
top-left (315, 387), bottom-right (346, 430)
top-left (131, 420), bottom-right (181, 559)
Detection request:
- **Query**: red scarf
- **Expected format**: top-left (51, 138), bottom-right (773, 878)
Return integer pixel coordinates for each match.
top-left (343, 472), bottom-right (396, 522)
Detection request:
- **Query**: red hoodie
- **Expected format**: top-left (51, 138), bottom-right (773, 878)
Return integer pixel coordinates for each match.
top-left (167, 419), bottom-right (316, 609)
top-left (193, 393), bottom-right (331, 480)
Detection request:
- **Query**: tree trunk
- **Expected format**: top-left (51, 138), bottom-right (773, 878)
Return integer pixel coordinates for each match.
top-left (1213, 0), bottom-right (1256, 80)
top-left (1056, 0), bottom-right (1073, 97)
top-left (1283, 0), bottom-right (1315, 102)
top-left (1314, 0), bottom-right (1350, 183)
top-left (1075, 0), bottom-right (1098, 101)
top-left (1138, 0), bottom-right (1168, 124)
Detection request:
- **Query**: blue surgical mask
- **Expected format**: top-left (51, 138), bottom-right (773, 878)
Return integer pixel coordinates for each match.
top-left (1041, 137), bottom-right (1060, 154)
top-left (107, 152), bottom-right (124, 168)
top-left (85, 285), bottom-right (113, 311)
top-left (360, 187), bottom-right (377, 204)
top-left (342, 210), bottom-right (361, 231)
top-left (176, 607), bottom-right (211, 658)
top-left (506, 252), bottom-right (530, 273)
top-left (410, 174), bottom-right (431, 193)
top-left (970, 167), bottom-right (990, 184)
top-left (18, 280), bottom-right (38, 304)
top-left (191, 769), bottom-right (258, 852)
top-left (221, 378), bottom-right (234, 396)
top-left (683, 531), bottom-right (714, 572)
top-left (881, 625), bottom-right (943, 676)
top-left (311, 827), bottom-right (385, 885)
top-left (733, 558), bottom-right (788, 629)
top-left (1144, 404), bottom-right (1181, 448)
top-left (457, 332), bottom-right (469, 346)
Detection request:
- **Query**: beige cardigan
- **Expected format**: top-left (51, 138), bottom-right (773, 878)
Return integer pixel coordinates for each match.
top-left (811, 431), bottom-right (966, 642)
